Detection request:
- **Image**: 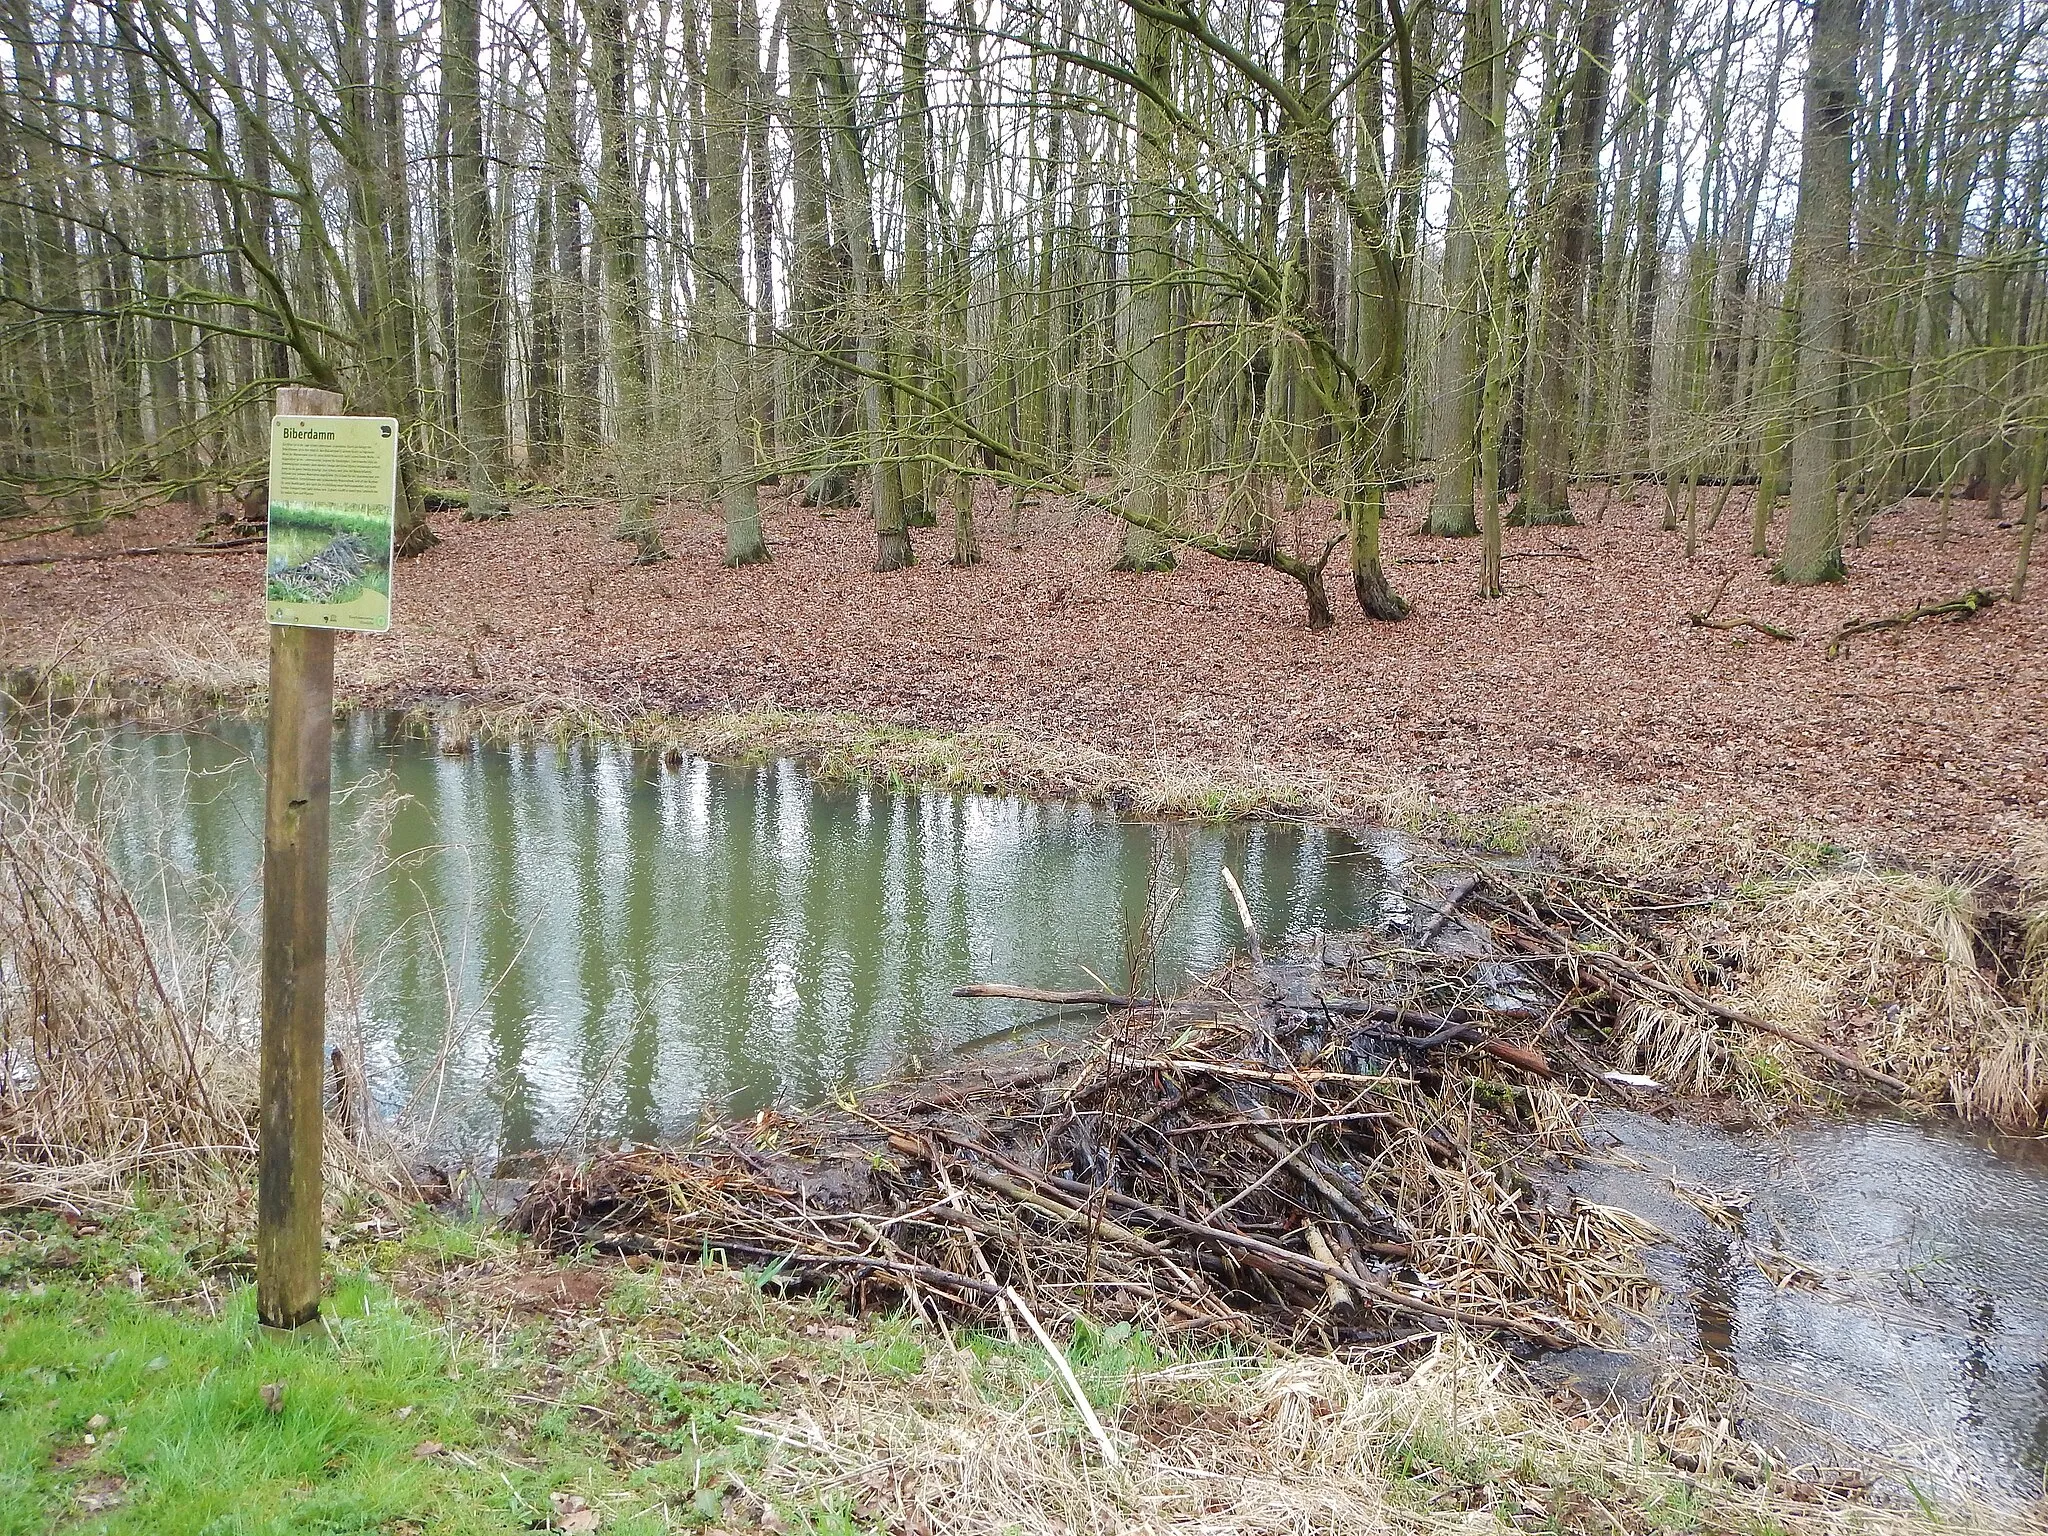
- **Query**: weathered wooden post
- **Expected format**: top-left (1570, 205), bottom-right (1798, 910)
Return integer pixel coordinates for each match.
top-left (257, 386), bottom-right (398, 1331)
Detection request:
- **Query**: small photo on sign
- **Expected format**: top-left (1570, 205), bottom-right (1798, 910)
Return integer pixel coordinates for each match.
top-left (265, 414), bottom-right (399, 632)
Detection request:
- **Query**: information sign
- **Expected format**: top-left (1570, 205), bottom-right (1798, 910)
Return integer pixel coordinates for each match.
top-left (265, 414), bottom-right (398, 631)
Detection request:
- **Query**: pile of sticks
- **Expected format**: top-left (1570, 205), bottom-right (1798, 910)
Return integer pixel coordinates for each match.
top-left (516, 865), bottom-right (1897, 1349)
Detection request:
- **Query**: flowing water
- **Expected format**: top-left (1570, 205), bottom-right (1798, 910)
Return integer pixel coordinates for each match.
top-left (1548, 1111), bottom-right (2048, 1501)
top-left (63, 714), bottom-right (2048, 1501)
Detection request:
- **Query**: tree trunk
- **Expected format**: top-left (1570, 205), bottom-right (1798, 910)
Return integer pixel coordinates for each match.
top-left (804, 0), bottom-right (909, 569)
top-left (1425, 0), bottom-right (1501, 538)
top-left (445, 0), bottom-right (509, 518)
top-left (1624, 0), bottom-right (1678, 429)
top-left (1777, 0), bottom-right (1862, 585)
top-left (1513, 0), bottom-right (1616, 527)
top-left (897, 0), bottom-right (937, 527)
top-left (1117, 3), bottom-right (1177, 572)
top-left (583, 0), bottom-right (668, 561)
top-left (701, 0), bottom-right (768, 564)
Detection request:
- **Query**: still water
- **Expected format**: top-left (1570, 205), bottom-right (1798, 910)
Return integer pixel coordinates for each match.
top-left (95, 714), bottom-right (1397, 1156)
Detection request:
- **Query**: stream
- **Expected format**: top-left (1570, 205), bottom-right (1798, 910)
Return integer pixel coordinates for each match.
top-left (62, 713), bottom-right (2048, 1503)
top-left (1548, 1110), bottom-right (2048, 1502)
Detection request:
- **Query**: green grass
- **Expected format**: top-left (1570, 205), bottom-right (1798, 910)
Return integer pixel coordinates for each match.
top-left (267, 503), bottom-right (395, 546)
top-left (0, 1211), bottom-right (747, 1534)
top-left (0, 1206), bottom-right (1190, 1536)
top-left (0, 1201), bottom-right (2002, 1536)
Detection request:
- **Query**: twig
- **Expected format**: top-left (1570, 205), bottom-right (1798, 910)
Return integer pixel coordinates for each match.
top-left (942, 1133), bottom-right (1573, 1348)
top-left (1689, 612), bottom-right (1798, 641)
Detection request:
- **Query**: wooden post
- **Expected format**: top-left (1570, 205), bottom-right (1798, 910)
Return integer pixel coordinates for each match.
top-left (257, 384), bottom-right (343, 1331)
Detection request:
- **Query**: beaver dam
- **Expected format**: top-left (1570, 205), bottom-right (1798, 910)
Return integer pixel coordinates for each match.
top-left (514, 865), bottom-right (1905, 1351)
top-left (509, 854), bottom-right (2048, 1499)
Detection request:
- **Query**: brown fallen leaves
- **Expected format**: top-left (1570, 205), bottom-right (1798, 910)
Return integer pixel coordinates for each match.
top-left (2, 478), bottom-right (2040, 871)
top-left (549, 1490), bottom-right (600, 1531)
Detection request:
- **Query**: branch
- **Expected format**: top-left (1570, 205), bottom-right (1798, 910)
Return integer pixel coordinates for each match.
top-left (1826, 588), bottom-right (2002, 658)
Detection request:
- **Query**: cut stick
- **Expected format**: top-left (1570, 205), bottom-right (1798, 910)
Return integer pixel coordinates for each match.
top-left (1302, 1224), bottom-right (1355, 1308)
top-left (953, 983), bottom-right (1145, 1007)
top-left (1220, 865), bottom-right (1263, 971)
top-left (1412, 873), bottom-right (1483, 949)
top-left (1005, 1286), bottom-right (1121, 1467)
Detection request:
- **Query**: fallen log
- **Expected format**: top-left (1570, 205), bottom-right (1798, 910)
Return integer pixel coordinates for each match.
top-left (0, 535), bottom-right (261, 567)
top-left (1826, 587), bottom-right (2000, 658)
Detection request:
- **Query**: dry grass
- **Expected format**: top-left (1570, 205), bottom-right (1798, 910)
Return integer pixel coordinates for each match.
top-left (1672, 869), bottom-right (2046, 1126)
top-left (733, 1328), bottom-right (2036, 1534)
top-left (1371, 779), bottom-right (1861, 889)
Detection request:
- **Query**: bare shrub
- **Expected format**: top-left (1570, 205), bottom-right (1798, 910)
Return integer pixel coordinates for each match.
top-left (0, 717), bottom-right (413, 1207)
top-left (0, 722), bottom-right (251, 1204)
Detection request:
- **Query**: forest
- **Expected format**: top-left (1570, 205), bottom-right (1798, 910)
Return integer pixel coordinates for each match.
top-left (7, 0), bottom-right (2048, 1526)
top-left (2, 0), bottom-right (2043, 629)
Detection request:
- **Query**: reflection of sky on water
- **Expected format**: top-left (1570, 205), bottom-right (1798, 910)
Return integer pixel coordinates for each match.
top-left (1553, 1111), bottom-right (2048, 1502)
top-left (94, 714), bottom-right (1392, 1156)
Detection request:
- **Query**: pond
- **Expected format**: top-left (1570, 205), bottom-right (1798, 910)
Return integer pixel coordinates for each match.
top-left (93, 713), bottom-right (1402, 1156)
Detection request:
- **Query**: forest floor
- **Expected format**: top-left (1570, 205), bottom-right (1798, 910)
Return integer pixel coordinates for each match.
top-left (3, 476), bottom-right (2042, 877)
